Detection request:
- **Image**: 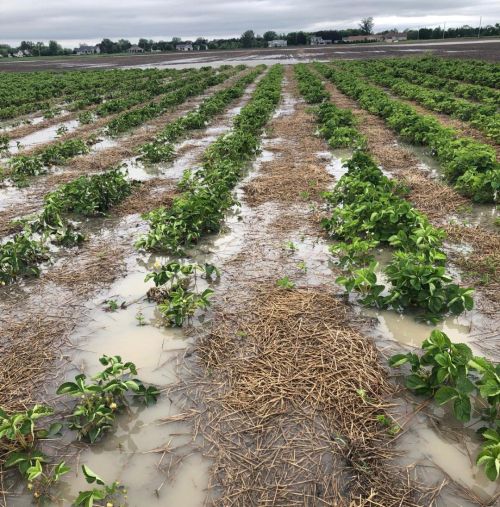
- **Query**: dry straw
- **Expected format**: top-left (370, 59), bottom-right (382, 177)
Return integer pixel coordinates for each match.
top-left (164, 285), bottom-right (431, 506)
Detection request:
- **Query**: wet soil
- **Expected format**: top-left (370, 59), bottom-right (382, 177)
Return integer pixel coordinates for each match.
top-left (1, 39), bottom-right (499, 73)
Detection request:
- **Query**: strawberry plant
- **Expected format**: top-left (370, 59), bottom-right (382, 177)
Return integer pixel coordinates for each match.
top-left (73, 465), bottom-right (127, 507)
top-left (0, 405), bottom-right (67, 503)
top-left (477, 429), bottom-right (500, 481)
top-left (56, 355), bottom-right (159, 443)
top-left (146, 262), bottom-right (217, 327)
top-left (0, 231), bottom-right (48, 284)
top-left (390, 329), bottom-right (499, 480)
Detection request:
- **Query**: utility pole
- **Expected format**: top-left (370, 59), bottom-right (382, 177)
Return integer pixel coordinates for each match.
top-left (443, 22), bottom-right (446, 39)
top-left (478, 16), bottom-right (482, 38)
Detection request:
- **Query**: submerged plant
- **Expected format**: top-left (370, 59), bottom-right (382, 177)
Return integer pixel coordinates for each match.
top-left (57, 355), bottom-right (159, 443)
top-left (0, 405), bottom-right (67, 503)
top-left (73, 466), bottom-right (127, 507)
top-left (390, 329), bottom-right (500, 481)
top-left (146, 262), bottom-right (217, 327)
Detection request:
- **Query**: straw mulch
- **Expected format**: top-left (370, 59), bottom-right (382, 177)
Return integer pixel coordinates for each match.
top-left (113, 178), bottom-right (178, 218)
top-left (166, 285), bottom-right (429, 506)
top-left (43, 239), bottom-right (128, 295)
top-left (243, 74), bottom-right (333, 206)
top-left (444, 224), bottom-right (500, 310)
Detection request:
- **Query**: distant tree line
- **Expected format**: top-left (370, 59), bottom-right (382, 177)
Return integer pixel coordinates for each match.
top-left (406, 23), bottom-right (500, 40)
top-left (1, 22), bottom-right (499, 57)
top-left (0, 40), bottom-right (72, 57)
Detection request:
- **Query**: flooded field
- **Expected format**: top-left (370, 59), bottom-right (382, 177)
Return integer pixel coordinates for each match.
top-left (0, 58), bottom-right (499, 506)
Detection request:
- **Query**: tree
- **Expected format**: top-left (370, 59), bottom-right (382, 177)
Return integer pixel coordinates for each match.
top-left (48, 40), bottom-right (61, 56)
top-left (241, 30), bottom-right (256, 48)
top-left (359, 17), bottom-right (374, 35)
top-left (99, 38), bottom-right (114, 53)
top-left (263, 31), bottom-right (278, 41)
top-left (117, 39), bottom-right (131, 52)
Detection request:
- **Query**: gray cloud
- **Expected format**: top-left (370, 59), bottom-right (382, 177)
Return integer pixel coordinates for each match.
top-left (1, 0), bottom-right (498, 45)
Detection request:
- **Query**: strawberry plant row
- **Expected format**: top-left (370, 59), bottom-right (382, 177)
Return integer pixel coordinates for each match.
top-left (3, 67), bottom-right (241, 187)
top-left (344, 60), bottom-right (499, 143)
top-left (315, 62), bottom-right (499, 204)
top-left (105, 66), bottom-right (243, 135)
top-left (136, 64), bottom-right (284, 253)
top-left (295, 63), bottom-right (498, 483)
top-left (0, 167), bottom-right (132, 284)
top-left (373, 58), bottom-right (500, 107)
top-left (0, 67), bottom-right (178, 121)
top-left (390, 56), bottom-right (499, 89)
top-left (138, 65), bottom-right (265, 163)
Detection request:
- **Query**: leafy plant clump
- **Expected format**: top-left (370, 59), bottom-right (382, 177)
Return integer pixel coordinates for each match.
top-left (390, 329), bottom-right (499, 480)
top-left (146, 261), bottom-right (218, 327)
top-left (0, 405), bottom-right (68, 504)
top-left (57, 355), bottom-right (159, 443)
top-left (0, 231), bottom-right (48, 285)
top-left (322, 150), bottom-right (473, 320)
top-left (45, 167), bottom-right (132, 216)
top-left (74, 466), bottom-right (127, 507)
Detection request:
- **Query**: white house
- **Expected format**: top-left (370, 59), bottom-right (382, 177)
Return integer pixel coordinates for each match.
top-left (384, 32), bottom-right (408, 42)
top-left (268, 40), bottom-right (287, 48)
top-left (13, 50), bottom-right (25, 58)
top-left (310, 36), bottom-right (332, 45)
top-left (75, 44), bottom-right (100, 55)
top-left (128, 45), bottom-right (145, 54)
top-left (176, 43), bottom-right (194, 51)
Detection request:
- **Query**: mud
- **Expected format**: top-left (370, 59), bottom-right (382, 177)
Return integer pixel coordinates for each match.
top-left (1, 39), bottom-right (499, 73)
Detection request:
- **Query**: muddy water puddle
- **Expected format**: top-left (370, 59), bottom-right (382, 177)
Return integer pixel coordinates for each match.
top-left (389, 396), bottom-right (499, 506)
top-left (8, 212), bottom-right (212, 505)
top-left (7, 120), bottom-right (80, 155)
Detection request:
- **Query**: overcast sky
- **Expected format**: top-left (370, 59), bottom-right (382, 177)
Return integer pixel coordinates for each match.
top-left (1, 0), bottom-right (499, 46)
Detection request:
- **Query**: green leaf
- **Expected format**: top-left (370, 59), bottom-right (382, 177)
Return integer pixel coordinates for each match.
top-left (405, 374), bottom-right (428, 391)
top-left (5, 452), bottom-right (30, 468)
top-left (388, 354), bottom-right (409, 367)
top-left (453, 396), bottom-right (471, 422)
top-left (73, 491), bottom-right (94, 507)
top-left (434, 386), bottom-right (458, 405)
top-left (82, 465), bottom-right (105, 486)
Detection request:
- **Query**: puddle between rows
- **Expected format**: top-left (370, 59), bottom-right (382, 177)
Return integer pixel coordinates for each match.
top-left (7, 119), bottom-right (80, 155)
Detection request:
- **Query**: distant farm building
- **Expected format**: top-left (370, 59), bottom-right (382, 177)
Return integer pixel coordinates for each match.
top-left (128, 45), bottom-right (145, 54)
top-left (268, 40), bottom-right (287, 48)
top-left (310, 36), bottom-right (332, 45)
top-left (75, 44), bottom-right (100, 55)
top-left (384, 32), bottom-right (408, 42)
top-left (176, 43), bottom-right (194, 51)
top-left (342, 35), bottom-right (384, 43)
